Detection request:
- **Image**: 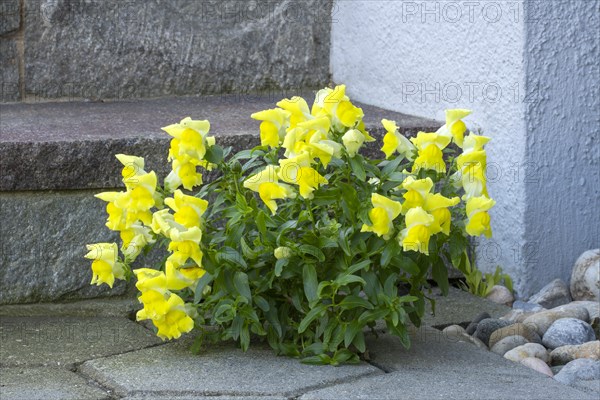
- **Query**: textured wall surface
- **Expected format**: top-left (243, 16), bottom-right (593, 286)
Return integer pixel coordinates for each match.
top-left (331, 0), bottom-right (531, 294)
top-left (1, 0), bottom-right (333, 102)
top-left (522, 1), bottom-right (600, 296)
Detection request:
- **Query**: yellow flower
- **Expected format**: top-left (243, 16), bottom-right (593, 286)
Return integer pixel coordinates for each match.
top-left (312, 84), bottom-right (363, 128)
top-left (146, 293), bottom-right (196, 340)
top-left (115, 154), bottom-right (146, 185)
top-left (168, 227), bottom-right (204, 268)
top-left (276, 96), bottom-right (311, 128)
top-left (336, 99), bottom-right (364, 127)
top-left (456, 133), bottom-right (491, 199)
top-left (465, 196), bottom-right (495, 238)
top-left (85, 243), bottom-right (125, 288)
top-left (282, 127), bottom-right (310, 158)
top-left (163, 117), bottom-right (213, 162)
top-left (424, 194), bottom-right (460, 235)
top-left (120, 223), bottom-right (155, 261)
top-left (361, 193), bottom-right (402, 239)
top-left (244, 165), bottom-right (294, 215)
top-left (436, 109), bottom-right (471, 147)
top-left (164, 190), bottom-right (208, 228)
top-left (381, 119), bottom-right (416, 160)
top-left (400, 177), bottom-right (434, 213)
top-left (400, 207), bottom-right (435, 255)
top-left (411, 132), bottom-right (451, 173)
top-left (342, 129), bottom-right (366, 157)
top-left (251, 108), bottom-right (290, 148)
top-left (278, 154), bottom-right (327, 199)
top-left (306, 130), bottom-right (342, 167)
top-left (95, 191), bottom-right (128, 231)
top-left (165, 262), bottom-right (205, 291)
top-left (165, 157), bottom-right (204, 191)
top-left (134, 267), bottom-right (168, 293)
top-left (120, 171), bottom-right (157, 214)
top-left (151, 209), bottom-right (178, 237)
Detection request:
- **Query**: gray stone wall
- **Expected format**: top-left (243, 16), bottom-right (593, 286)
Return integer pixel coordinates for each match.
top-left (1, 0), bottom-right (333, 102)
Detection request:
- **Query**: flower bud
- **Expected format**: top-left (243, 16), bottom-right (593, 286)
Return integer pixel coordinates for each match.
top-left (274, 246), bottom-right (292, 260)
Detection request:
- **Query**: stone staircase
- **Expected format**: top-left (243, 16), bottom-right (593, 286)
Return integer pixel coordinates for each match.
top-left (0, 94), bottom-right (441, 304)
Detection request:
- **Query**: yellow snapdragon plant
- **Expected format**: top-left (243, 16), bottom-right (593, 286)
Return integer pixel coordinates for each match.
top-left (87, 85), bottom-right (495, 364)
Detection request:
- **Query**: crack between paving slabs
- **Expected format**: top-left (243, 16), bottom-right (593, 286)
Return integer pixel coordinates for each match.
top-left (72, 340), bottom-right (170, 399)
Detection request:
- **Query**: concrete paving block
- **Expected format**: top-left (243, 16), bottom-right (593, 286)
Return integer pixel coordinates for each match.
top-left (78, 340), bottom-right (382, 397)
top-left (0, 316), bottom-right (162, 367)
top-left (299, 368), bottom-right (596, 400)
top-left (0, 297), bottom-right (140, 318)
top-left (0, 367), bottom-right (110, 400)
top-left (421, 287), bottom-right (511, 328)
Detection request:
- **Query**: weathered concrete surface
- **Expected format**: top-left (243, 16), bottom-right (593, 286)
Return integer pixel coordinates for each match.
top-left (21, 0), bottom-right (332, 101)
top-left (0, 0), bottom-right (20, 35)
top-left (0, 39), bottom-right (20, 102)
top-left (0, 95), bottom-right (440, 191)
top-left (123, 397), bottom-right (286, 400)
top-left (0, 297), bottom-right (139, 318)
top-left (0, 190), bottom-right (133, 304)
top-left (0, 316), bottom-right (162, 367)
top-left (421, 287), bottom-right (511, 328)
top-left (78, 340), bottom-right (382, 397)
top-left (299, 327), bottom-right (594, 399)
top-left (0, 367), bottom-right (110, 400)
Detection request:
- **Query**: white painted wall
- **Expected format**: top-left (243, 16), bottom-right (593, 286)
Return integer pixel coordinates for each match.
top-left (331, 0), bottom-right (599, 297)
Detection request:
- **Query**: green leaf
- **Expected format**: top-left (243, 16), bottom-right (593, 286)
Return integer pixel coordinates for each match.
top-left (335, 274), bottom-right (366, 287)
top-left (274, 258), bottom-right (287, 277)
top-left (344, 321), bottom-right (361, 347)
top-left (347, 259), bottom-right (371, 275)
top-left (299, 245), bottom-right (325, 262)
top-left (233, 271), bottom-right (252, 301)
top-left (204, 145), bottom-right (224, 164)
top-left (218, 247), bottom-right (247, 269)
top-left (338, 228), bottom-right (353, 257)
top-left (303, 264), bottom-right (319, 303)
top-left (193, 273), bottom-right (214, 303)
top-left (339, 295), bottom-right (374, 310)
top-left (254, 295), bottom-right (270, 312)
top-left (349, 156), bottom-right (366, 181)
top-left (381, 240), bottom-right (400, 267)
top-left (298, 304), bottom-right (327, 333)
top-left (432, 261), bottom-right (449, 296)
top-left (382, 155), bottom-right (403, 176)
top-left (352, 330), bottom-right (366, 353)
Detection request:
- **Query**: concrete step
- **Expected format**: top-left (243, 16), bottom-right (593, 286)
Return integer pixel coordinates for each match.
top-left (1, 0), bottom-right (333, 102)
top-left (0, 94), bottom-right (441, 304)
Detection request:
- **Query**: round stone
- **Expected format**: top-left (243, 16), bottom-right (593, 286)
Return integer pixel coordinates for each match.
top-left (501, 309), bottom-right (537, 324)
top-left (523, 306), bottom-right (589, 336)
top-left (504, 343), bottom-right (549, 363)
top-left (527, 278), bottom-right (571, 309)
top-left (542, 318), bottom-right (596, 350)
top-left (473, 318), bottom-right (512, 347)
top-left (486, 285), bottom-right (514, 306)
top-left (554, 358), bottom-right (600, 385)
top-left (490, 335), bottom-right (529, 356)
top-left (442, 324), bottom-right (467, 341)
top-left (512, 300), bottom-right (545, 313)
top-left (457, 333), bottom-right (488, 351)
top-left (520, 357), bottom-right (554, 377)
top-left (570, 249), bottom-right (600, 302)
top-left (550, 341), bottom-right (600, 365)
top-left (465, 311), bottom-right (491, 335)
top-left (489, 323), bottom-right (542, 349)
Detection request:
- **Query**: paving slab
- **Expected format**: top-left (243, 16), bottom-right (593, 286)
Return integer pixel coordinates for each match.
top-left (299, 327), bottom-right (594, 399)
top-left (0, 367), bottom-right (110, 400)
top-left (123, 397), bottom-right (287, 400)
top-left (0, 297), bottom-right (139, 318)
top-left (299, 368), bottom-right (596, 400)
top-left (421, 286), bottom-right (511, 328)
top-left (78, 340), bottom-right (382, 398)
top-left (0, 316), bottom-right (162, 367)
